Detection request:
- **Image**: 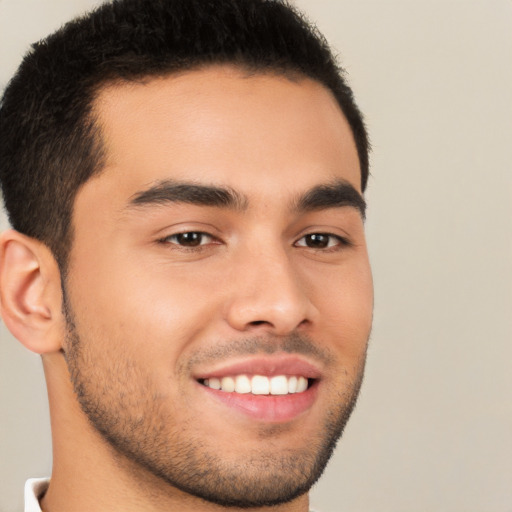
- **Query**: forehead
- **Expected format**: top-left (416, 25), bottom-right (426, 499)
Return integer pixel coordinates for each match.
top-left (88, 66), bottom-right (361, 205)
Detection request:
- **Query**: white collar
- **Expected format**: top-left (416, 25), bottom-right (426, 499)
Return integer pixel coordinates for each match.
top-left (24, 478), bottom-right (49, 512)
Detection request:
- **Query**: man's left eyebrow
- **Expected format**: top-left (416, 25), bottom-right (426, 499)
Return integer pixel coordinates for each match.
top-left (293, 180), bottom-right (367, 219)
top-left (126, 180), bottom-right (248, 210)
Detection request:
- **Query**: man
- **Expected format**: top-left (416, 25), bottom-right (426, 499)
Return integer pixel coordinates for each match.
top-left (0, 0), bottom-right (373, 511)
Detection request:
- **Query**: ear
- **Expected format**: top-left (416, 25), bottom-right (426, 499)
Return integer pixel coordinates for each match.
top-left (0, 229), bottom-right (65, 354)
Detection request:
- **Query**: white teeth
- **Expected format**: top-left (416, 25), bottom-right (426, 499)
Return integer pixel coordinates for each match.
top-left (204, 374), bottom-right (311, 395)
top-left (234, 375), bottom-right (251, 394)
top-left (251, 375), bottom-right (271, 395)
top-left (221, 376), bottom-right (235, 392)
top-left (296, 376), bottom-right (308, 393)
top-left (288, 376), bottom-right (298, 394)
top-left (270, 375), bottom-right (288, 395)
top-left (208, 377), bottom-right (221, 390)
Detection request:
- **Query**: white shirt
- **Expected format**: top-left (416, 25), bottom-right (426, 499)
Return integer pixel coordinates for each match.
top-left (24, 478), bottom-right (48, 512)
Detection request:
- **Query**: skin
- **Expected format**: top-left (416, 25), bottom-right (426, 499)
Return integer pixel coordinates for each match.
top-left (0, 66), bottom-right (373, 512)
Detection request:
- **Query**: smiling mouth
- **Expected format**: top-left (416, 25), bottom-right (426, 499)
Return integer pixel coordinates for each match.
top-left (198, 375), bottom-right (313, 395)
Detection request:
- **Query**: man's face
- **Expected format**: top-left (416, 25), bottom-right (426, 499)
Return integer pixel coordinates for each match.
top-left (64, 66), bottom-right (373, 507)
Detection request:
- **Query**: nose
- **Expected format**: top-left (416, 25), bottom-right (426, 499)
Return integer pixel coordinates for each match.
top-left (224, 245), bottom-right (316, 335)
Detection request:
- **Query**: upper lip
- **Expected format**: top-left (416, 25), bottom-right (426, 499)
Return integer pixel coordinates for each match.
top-left (192, 354), bottom-right (323, 381)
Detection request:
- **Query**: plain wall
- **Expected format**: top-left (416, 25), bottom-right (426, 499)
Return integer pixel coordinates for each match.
top-left (1, 1), bottom-right (511, 511)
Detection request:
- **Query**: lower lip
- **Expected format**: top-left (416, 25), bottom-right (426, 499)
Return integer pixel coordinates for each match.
top-left (198, 381), bottom-right (319, 422)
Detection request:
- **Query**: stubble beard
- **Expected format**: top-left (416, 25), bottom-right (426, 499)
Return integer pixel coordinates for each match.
top-left (63, 298), bottom-right (367, 508)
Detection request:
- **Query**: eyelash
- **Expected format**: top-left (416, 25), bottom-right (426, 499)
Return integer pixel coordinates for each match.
top-left (158, 231), bottom-right (351, 252)
top-left (295, 233), bottom-right (352, 251)
top-left (158, 232), bottom-right (218, 251)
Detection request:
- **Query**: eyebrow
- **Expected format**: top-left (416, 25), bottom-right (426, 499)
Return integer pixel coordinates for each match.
top-left (127, 180), bottom-right (248, 211)
top-left (126, 178), bottom-right (366, 218)
top-left (293, 180), bottom-right (366, 219)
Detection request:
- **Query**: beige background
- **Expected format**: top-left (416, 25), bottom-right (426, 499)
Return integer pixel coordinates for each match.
top-left (1, 1), bottom-right (511, 511)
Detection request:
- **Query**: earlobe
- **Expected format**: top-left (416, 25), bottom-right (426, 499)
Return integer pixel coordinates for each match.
top-left (0, 230), bottom-right (65, 354)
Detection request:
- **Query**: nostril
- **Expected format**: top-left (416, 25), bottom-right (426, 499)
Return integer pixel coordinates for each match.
top-left (249, 320), bottom-right (268, 327)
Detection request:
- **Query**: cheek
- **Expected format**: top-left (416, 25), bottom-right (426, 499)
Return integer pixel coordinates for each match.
top-left (345, 263), bottom-right (374, 328)
top-left (311, 261), bottom-right (373, 353)
top-left (66, 252), bottom-right (222, 369)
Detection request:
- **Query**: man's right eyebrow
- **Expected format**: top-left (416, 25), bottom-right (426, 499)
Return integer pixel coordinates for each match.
top-left (126, 180), bottom-right (248, 211)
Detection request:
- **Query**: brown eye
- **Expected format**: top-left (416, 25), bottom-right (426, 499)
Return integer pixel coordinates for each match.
top-left (303, 234), bottom-right (330, 249)
top-left (166, 232), bottom-right (213, 247)
top-left (295, 233), bottom-right (348, 250)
